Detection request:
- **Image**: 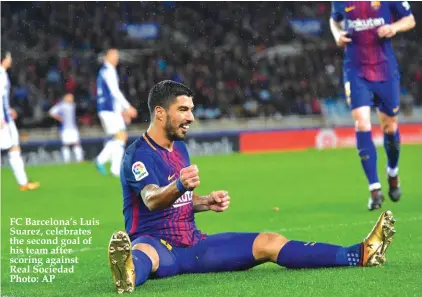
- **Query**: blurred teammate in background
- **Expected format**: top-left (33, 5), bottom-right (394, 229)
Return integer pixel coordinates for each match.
top-left (95, 49), bottom-right (137, 177)
top-left (107, 81), bottom-right (396, 294)
top-left (330, 1), bottom-right (416, 210)
top-left (48, 93), bottom-right (84, 163)
top-left (0, 50), bottom-right (40, 191)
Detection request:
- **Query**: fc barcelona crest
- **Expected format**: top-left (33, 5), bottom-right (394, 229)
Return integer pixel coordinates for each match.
top-left (371, 1), bottom-right (381, 10)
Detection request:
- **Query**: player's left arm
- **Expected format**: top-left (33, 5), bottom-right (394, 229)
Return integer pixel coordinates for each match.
top-left (103, 69), bottom-right (137, 118)
top-left (193, 191), bottom-right (230, 213)
top-left (48, 104), bottom-right (63, 122)
top-left (378, 1), bottom-right (416, 38)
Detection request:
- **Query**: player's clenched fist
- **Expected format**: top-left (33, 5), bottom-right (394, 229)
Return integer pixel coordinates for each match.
top-left (208, 191), bottom-right (230, 212)
top-left (377, 24), bottom-right (397, 38)
top-left (179, 165), bottom-right (200, 191)
top-left (336, 31), bottom-right (352, 47)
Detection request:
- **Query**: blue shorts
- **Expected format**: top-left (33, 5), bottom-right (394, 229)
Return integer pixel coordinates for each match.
top-left (132, 232), bottom-right (260, 279)
top-left (344, 68), bottom-right (401, 117)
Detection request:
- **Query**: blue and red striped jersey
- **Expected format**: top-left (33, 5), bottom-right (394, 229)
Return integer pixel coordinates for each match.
top-left (331, 1), bottom-right (412, 81)
top-left (121, 132), bottom-right (205, 247)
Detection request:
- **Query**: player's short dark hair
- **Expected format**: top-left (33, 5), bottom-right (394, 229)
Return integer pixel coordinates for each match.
top-left (105, 48), bottom-right (118, 55)
top-left (1, 49), bottom-right (11, 62)
top-left (147, 80), bottom-right (194, 115)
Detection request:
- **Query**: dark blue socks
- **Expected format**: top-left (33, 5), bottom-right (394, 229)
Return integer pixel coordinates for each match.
top-left (356, 131), bottom-right (380, 190)
top-left (277, 240), bottom-right (362, 268)
top-left (132, 250), bottom-right (152, 286)
top-left (384, 130), bottom-right (400, 175)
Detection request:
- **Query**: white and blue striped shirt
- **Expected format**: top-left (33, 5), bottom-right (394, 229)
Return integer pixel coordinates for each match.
top-left (96, 62), bottom-right (130, 112)
top-left (49, 100), bottom-right (77, 131)
top-left (0, 66), bottom-right (12, 123)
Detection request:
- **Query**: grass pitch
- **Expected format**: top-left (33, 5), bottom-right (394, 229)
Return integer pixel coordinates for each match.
top-left (1, 145), bottom-right (422, 297)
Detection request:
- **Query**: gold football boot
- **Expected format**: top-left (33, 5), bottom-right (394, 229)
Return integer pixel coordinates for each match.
top-left (108, 231), bottom-right (135, 294)
top-left (362, 210), bottom-right (396, 266)
top-left (19, 181), bottom-right (40, 191)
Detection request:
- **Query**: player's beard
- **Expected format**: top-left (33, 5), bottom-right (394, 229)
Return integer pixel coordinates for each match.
top-left (164, 114), bottom-right (188, 141)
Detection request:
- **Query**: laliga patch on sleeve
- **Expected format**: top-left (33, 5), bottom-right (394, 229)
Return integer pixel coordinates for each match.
top-left (132, 161), bottom-right (149, 181)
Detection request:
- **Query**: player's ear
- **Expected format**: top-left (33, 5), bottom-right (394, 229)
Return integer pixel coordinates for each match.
top-left (155, 106), bottom-right (165, 122)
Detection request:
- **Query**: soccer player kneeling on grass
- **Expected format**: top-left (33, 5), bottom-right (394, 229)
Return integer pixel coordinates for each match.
top-left (108, 81), bottom-right (396, 294)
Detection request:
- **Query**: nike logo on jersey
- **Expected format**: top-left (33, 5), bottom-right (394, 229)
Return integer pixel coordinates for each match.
top-left (345, 6), bottom-right (355, 12)
top-left (168, 174), bottom-right (176, 181)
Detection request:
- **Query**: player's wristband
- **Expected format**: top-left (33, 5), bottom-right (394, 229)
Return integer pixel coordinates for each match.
top-left (176, 178), bottom-right (187, 193)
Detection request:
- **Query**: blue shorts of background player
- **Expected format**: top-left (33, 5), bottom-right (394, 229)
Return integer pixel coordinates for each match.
top-left (108, 212), bottom-right (396, 294)
top-left (344, 67), bottom-right (401, 117)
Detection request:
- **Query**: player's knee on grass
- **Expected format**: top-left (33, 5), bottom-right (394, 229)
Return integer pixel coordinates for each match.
top-left (252, 232), bottom-right (289, 262)
top-left (133, 243), bottom-right (160, 273)
top-left (131, 236), bottom-right (179, 278)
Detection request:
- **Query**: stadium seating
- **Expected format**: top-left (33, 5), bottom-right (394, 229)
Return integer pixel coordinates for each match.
top-left (1, 2), bottom-right (422, 128)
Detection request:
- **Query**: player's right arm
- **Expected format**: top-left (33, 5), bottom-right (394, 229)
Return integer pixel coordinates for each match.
top-left (48, 104), bottom-right (63, 123)
top-left (329, 1), bottom-right (352, 48)
top-left (141, 165), bottom-right (200, 211)
top-left (124, 153), bottom-right (200, 211)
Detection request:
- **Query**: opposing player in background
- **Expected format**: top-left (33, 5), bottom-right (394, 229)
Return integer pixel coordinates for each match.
top-left (330, 1), bottom-right (416, 210)
top-left (95, 49), bottom-right (137, 177)
top-left (48, 93), bottom-right (84, 163)
top-left (107, 80), bottom-right (396, 294)
top-left (0, 51), bottom-right (40, 191)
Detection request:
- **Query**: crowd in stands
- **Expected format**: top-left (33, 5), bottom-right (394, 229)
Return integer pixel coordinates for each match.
top-left (1, 1), bottom-right (422, 129)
